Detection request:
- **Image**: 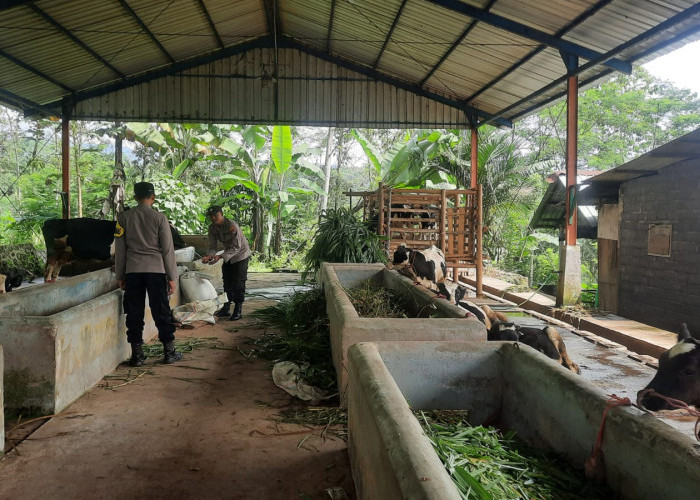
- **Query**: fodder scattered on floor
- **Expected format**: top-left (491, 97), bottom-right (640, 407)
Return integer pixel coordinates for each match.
top-left (269, 406), bottom-right (348, 443)
top-left (246, 287), bottom-right (337, 394)
top-left (141, 337), bottom-right (222, 358)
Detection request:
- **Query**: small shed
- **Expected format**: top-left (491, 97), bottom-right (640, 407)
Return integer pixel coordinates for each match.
top-left (581, 128), bottom-right (700, 332)
top-left (530, 171), bottom-right (600, 240)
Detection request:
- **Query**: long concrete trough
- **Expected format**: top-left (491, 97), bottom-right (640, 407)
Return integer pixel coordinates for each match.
top-left (347, 341), bottom-right (700, 500)
top-left (319, 263), bottom-right (486, 402)
top-left (0, 267), bottom-right (177, 414)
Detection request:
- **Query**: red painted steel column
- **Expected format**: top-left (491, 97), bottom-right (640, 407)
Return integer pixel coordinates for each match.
top-left (61, 115), bottom-right (70, 219)
top-left (470, 128), bottom-right (478, 189)
top-left (565, 74), bottom-right (578, 246)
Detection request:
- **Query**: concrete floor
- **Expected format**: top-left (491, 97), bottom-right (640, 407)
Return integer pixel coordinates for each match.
top-left (0, 272), bottom-right (355, 500)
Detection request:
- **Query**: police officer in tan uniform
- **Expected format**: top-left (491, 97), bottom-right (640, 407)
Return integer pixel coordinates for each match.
top-left (115, 182), bottom-right (182, 366)
top-left (202, 205), bottom-right (251, 321)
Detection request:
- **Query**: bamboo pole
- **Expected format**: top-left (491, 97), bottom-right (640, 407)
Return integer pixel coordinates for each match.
top-left (476, 184), bottom-right (483, 297)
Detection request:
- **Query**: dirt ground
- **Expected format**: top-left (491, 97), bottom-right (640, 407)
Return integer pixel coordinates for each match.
top-left (0, 273), bottom-right (356, 500)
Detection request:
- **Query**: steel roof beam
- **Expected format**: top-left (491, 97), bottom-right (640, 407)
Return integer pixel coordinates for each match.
top-left (420, 0), bottom-right (497, 87)
top-left (45, 36), bottom-right (277, 108)
top-left (373, 0), bottom-right (408, 69)
top-left (327, 0), bottom-right (337, 52)
top-left (117, 0), bottom-right (175, 64)
top-left (281, 36), bottom-right (511, 127)
top-left (503, 5), bottom-right (700, 124)
top-left (0, 1), bottom-right (34, 12)
top-left (467, 0), bottom-right (613, 103)
top-left (0, 48), bottom-right (73, 92)
top-left (29, 3), bottom-right (126, 79)
top-left (426, 0), bottom-right (631, 74)
top-left (195, 0), bottom-right (224, 50)
top-left (0, 87), bottom-right (58, 116)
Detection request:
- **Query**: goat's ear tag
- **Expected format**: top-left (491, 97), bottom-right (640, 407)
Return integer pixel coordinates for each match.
top-left (114, 222), bottom-right (125, 238)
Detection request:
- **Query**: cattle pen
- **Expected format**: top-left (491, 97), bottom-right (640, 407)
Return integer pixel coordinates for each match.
top-left (347, 183), bottom-right (484, 296)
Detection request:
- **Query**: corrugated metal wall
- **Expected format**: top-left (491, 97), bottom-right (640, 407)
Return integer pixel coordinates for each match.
top-left (72, 48), bottom-right (471, 127)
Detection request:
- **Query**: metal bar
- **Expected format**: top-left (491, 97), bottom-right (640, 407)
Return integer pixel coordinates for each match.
top-left (420, 0), bottom-right (496, 87)
top-left (440, 189), bottom-right (446, 252)
top-left (374, 0), bottom-right (408, 69)
top-left (195, 0), bottom-right (224, 49)
top-left (476, 184), bottom-right (483, 297)
top-left (0, 87), bottom-right (58, 116)
top-left (29, 4), bottom-right (125, 79)
top-left (46, 36), bottom-right (276, 108)
top-left (117, 0), bottom-right (174, 63)
top-left (327, 0), bottom-right (337, 52)
top-left (0, 49), bottom-right (74, 92)
top-left (0, 1), bottom-right (34, 11)
top-left (467, 0), bottom-right (613, 103)
top-left (470, 128), bottom-right (478, 189)
top-left (565, 74), bottom-right (578, 246)
top-left (426, 0), bottom-right (631, 74)
top-left (61, 111), bottom-right (70, 219)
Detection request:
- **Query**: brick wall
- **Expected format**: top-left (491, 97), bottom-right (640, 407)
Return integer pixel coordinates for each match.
top-left (618, 159), bottom-right (700, 334)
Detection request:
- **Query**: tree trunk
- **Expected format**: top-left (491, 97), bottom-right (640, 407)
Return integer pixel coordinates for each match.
top-left (251, 193), bottom-right (265, 253)
top-left (320, 127), bottom-right (333, 216)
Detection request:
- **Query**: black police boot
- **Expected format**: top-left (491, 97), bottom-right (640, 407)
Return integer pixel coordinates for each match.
top-left (229, 302), bottom-right (243, 321)
top-left (215, 302), bottom-right (231, 318)
top-left (163, 340), bottom-right (182, 364)
top-left (129, 343), bottom-right (147, 367)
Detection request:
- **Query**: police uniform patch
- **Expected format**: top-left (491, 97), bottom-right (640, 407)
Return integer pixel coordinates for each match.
top-left (114, 221), bottom-right (125, 238)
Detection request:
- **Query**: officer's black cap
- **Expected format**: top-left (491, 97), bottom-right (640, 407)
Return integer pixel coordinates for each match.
top-left (134, 182), bottom-right (155, 198)
top-left (206, 205), bottom-right (223, 217)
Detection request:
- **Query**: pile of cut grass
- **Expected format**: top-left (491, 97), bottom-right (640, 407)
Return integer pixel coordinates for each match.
top-left (141, 337), bottom-right (222, 358)
top-left (269, 406), bottom-right (348, 442)
top-left (416, 410), bottom-right (609, 499)
top-left (247, 287), bottom-right (337, 394)
top-left (344, 279), bottom-right (411, 318)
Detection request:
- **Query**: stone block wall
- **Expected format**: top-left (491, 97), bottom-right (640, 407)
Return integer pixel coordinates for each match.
top-left (618, 159), bottom-right (700, 333)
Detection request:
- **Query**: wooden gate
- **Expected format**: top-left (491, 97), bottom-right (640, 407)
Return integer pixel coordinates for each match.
top-left (349, 184), bottom-right (483, 296)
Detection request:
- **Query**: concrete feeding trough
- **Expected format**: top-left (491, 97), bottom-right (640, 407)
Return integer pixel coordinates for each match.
top-left (0, 268), bottom-right (177, 414)
top-left (318, 263), bottom-right (486, 403)
top-left (347, 341), bottom-right (700, 500)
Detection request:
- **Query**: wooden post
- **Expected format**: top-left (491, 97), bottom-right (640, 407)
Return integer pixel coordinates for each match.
top-left (471, 128), bottom-right (478, 189)
top-left (565, 74), bottom-right (578, 246)
top-left (386, 187), bottom-right (392, 250)
top-left (61, 114), bottom-right (70, 219)
top-left (476, 184), bottom-right (483, 297)
top-left (440, 189), bottom-right (446, 252)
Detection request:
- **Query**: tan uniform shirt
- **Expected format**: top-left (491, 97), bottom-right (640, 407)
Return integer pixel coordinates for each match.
top-left (207, 218), bottom-right (251, 264)
top-left (115, 203), bottom-right (178, 280)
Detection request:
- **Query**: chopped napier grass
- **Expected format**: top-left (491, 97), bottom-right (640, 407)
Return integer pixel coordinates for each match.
top-left (416, 410), bottom-right (610, 500)
top-left (268, 406), bottom-right (348, 442)
top-left (142, 337), bottom-right (222, 358)
top-left (344, 279), bottom-right (411, 318)
top-left (247, 287), bottom-right (337, 394)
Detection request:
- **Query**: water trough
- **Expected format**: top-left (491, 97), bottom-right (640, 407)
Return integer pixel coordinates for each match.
top-left (319, 263), bottom-right (486, 403)
top-left (347, 341), bottom-right (700, 500)
top-left (0, 264), bottom-right (180, 414)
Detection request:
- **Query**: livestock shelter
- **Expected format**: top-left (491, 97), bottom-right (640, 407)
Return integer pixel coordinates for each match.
top-left (350, 184), bottom-right (484, 292)
top-left (580, 128), bottom-right (700, 332)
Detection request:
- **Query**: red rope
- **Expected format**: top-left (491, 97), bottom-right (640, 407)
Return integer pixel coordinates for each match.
top-left (591, 394), bottom-right (633, 459)
top-left (637, 388), bottom-right (700, 441)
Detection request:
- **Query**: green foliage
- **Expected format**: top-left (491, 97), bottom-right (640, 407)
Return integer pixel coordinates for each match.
top-left (303, 208), bottom-right (387, 277)
top-left (149, 177), bottom-right (204, 234)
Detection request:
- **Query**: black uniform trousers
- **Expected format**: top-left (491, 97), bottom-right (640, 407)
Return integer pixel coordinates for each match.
top-left (124, 272), bottom-right (176, 344)
top-left (222, 257), bottom-right (250, 304)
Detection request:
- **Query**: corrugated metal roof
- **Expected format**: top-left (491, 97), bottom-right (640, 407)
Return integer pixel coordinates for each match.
top-left (0, 0), bottom-right (699, 127)
top-left (580, 127), bottom-right (700, 204)
top-left (530, 172), bottom-right (600, 239)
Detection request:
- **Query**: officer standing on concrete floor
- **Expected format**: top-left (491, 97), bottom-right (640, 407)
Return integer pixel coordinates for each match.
top-left (115, 181), bottom-right (182, 366)
top-left (201, 205), bottom-right (251, 321)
